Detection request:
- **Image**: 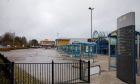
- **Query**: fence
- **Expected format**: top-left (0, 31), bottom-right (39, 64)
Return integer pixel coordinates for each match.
top-left (0, 53), bottom-right (90, 84)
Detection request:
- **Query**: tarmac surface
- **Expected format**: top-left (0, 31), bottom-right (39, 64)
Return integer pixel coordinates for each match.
top-left (90, 55), bottom-right (140, 84)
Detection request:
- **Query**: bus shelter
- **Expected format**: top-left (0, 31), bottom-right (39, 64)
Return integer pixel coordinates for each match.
top-left (61, 42), bottom-right (97, 59)
top-left (108, 31), bottom-right (117, 70)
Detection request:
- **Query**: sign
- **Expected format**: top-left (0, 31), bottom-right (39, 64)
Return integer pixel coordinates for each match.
top-left (85, 65), bottom-right (100, 76)
top-left (110, 38), bottom-right (117, 45)
top-left (117, 12), bottom-right (136, 84)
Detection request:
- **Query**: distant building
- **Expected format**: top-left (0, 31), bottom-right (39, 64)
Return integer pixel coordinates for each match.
top-left (55, 38), bottom-right (89, 46)
top-left (69, 38), bottom-right (88, 44)
top-left (40, 39), bottom-right (55, 48)
top-left (55, 39), bottom-right (70, 46)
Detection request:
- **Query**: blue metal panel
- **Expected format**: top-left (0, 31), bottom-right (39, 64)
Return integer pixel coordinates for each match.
top-left (59, 42), bottom-right (97, 58)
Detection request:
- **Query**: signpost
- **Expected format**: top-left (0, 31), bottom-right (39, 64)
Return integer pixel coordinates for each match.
top-left (117, 12), bottom-right (136, 84)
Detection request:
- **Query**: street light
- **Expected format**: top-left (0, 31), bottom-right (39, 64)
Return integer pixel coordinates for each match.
top-left (88, 7), bottom-right (94, 41)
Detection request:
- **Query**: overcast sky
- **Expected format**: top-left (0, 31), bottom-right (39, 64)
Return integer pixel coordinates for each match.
top-left (0, 0), bottom-right (140, 41)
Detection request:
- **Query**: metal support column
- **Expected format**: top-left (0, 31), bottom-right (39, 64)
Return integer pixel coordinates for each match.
top-left (52, 60), bottom-right (54, 84)
top-left (88, 61), bottom-right (90, 83)
top-left (137, 35), bottom-right (140, 75)
top-left (11, 62), bottom-right (14, 84)
top-left (108, 37), bottom-right (111, 71)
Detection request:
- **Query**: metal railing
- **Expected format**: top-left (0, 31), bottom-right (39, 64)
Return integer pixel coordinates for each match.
top-left (0, 53), bottom-right (90, 84)
top-left (14, 61), bottom-right (90, 84)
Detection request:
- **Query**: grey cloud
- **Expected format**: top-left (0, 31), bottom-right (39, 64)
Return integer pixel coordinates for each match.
top-left (0, 0), bottom-right (140, 41)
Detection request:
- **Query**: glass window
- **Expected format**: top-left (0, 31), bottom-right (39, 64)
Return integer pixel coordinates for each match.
top-left (86, 46), bottom-right (88, 52)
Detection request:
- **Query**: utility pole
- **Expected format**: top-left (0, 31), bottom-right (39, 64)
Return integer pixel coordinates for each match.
top-left (88, 7), bottom-right (94, 41)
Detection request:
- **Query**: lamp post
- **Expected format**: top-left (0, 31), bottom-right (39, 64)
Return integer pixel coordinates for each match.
top-left (88, 7), bottom-right (94, 41)
top-left (89, 7), bottom-right (95, 62)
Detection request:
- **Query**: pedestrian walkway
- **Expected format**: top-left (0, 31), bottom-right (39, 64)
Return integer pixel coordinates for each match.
top-left (89, 56), bottom-right (126, 84)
